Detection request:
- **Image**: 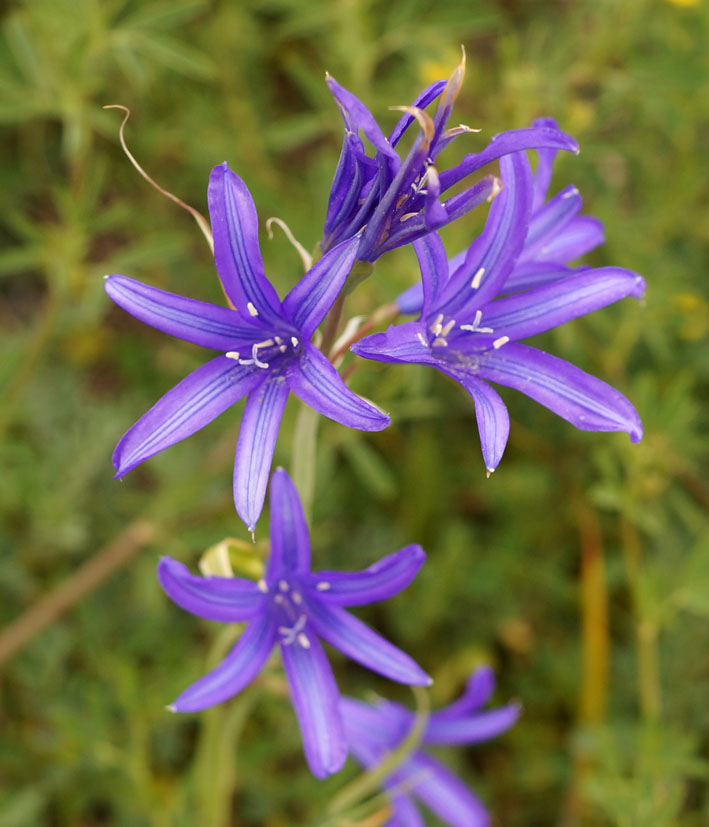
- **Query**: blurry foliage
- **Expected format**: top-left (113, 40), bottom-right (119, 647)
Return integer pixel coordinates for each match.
top-left (0, 0), bottom-right (708, 825)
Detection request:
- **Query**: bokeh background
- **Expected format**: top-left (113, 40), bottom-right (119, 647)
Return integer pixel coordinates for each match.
top-left (1, 0), bottom-right (708, 824)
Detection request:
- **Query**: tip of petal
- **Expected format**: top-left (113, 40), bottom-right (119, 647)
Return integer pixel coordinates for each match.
top-left (165, 704), bottom-right (177, 713)
top-left (485, 467), bottom-right (495, 478)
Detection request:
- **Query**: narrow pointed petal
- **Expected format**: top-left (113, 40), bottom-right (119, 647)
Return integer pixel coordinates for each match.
top-left (402, 753), bottom-right (489, 827)
top-left (158, 557), bottom-right (263, 622)
top-left (351, 322), bottom-right (437, 366)
top-left (422, 167), bottom-right (448, 230)
top-left (281, 635), bottom-right (347, 778)
top-left (389, 792), bottom-right (425, 827)
top-left (520, 184), bottom-right (582, 261)
top-left (397, 281), bottom-right (424, 315)
top-left (440, 152), bottom-right (533, 317)
top-left (341, 697), bottom-right (409, 745)
top-left (535, 215), bottom-right (605, 263)
top-left (233, 378), bottom-right (290, 532)
top-left (306, 545), bottom-right (425, 607)
top-left (105, 275), bottom-right (263, 351)
top-left (287, 343), bottom-right (389, 430)
top-left (500, 262), bottom-right (574, 295)
top-left (389, 80), bottom-right (446, 146)
top-left (482, 268), bottom-right (646, 342)
top-left (439, 124), bottom-right (578, 192)
top-left (476, 343), bottom-right (643, 441)
top-left (267, 468), bottom-right (311, 575)
top-left (445, 371), bottom-right (510, 474)
top-left (113, 357), bottom-right (262, 477)
top-left (324, 133), bottom-right (374, 242)
top-left (208, 164), bottom-right (282, 319)
top-left (531, 117), bottom-right (561, 210)
top-left (430, 666), bottom-right (496, 722)
top-left (282, 236), bottom-right (360, 338)
top-left (426, 703), bottom-right (521, 745)
top-left (305, 600), bottom-right (431, 686)
top-left (171, 610), bottom-right (277, 712)
top-left (413, 233), bottom-right (448, 314)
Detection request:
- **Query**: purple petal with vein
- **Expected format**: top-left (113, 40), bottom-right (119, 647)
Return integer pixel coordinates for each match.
top-left (158, 557), bottom-right (263, 622)
top-left (476, 343), bottom-right (643, 440)
top-left (535, 215), bottom-right (604, 263)
top-left (351, 322), bottom-right (437, 366)
top-left (500, 261), bottom-right (574, 295)
top-left (426, 704), bottom-right (521, 746)
top-left (287, 343), bottom-right (389, 430)
top-left (233, 378), bottom-right (289, 532)
top-left (520, 184), bottom-right (581, 261)
top-left (305, 600), bottom-right (432, 686)
top-left (267, 468), bottom-right (311, 575)
top-left (281, 635), bottom-right (347, 778)
top-left (306, 545), bottom-right (425, 607)
top-left (413, 233), bottom-right (449, 314)
top-left (208, 163), bottom-right (282, 319)
top-left (105, 275), bottom-right (263, 351)
top-left (282, 235), bottom-right (360, 338)
top-left (389, 793), bottom-right (425, 827)
top-left (389, 80), bottom-right (447, 146)
top-left (531, 117), bottom-right (561, 210)
top-left (171, 610), bottom-right (277, 711)
top-left (430, 666), bottom-right (496, 722)
top-left (113, 356), bottom-right (262, 476)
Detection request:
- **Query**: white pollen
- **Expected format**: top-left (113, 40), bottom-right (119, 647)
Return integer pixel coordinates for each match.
top-left (274, 336), bottom-right (282, 344)
top-left (471, 267), bottom-right (485, 289)
top-left (297, 633), bottom-right (311, 649)
top-left (257, 578), bottom-right (268, 593)
top-left (429, 313), bottom-right (444, 336)
top-left (274, 594), bottom-right (284, 604)
top-left (279, 345), bottom-right (287, 352)
top-left (225, 351), bottom-right (240, 360)
top-left (316, 581), bottom-right (331, 591)
top-left (292, 591), bottom-right (303, 605)
top-left (247, 302), bottom-right (259, 316)
top-left (441, 319), bottom-right (456, 337)
top-left (493, 336), bottom-right (510, 349)
top-left (416, 332), bottom-right (428, 347)
top-left (278, 579), bottom-right (289, 592)
top-left (432, 337), bottom-right (448, 347)
top-left (291, 336), bottom-right (299, 347)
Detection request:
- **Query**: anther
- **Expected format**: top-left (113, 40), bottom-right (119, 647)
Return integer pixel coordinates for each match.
top-left (430, 313), bottom-right (444, 336)
top-left (441, 319), bottom-right (456, 337)
top-left (291, 336), bottom-right (299, 347)
top-left (493, 336), bottom-right (510, 349)
top-left (416, 332), bottom-right (428, 347)
top-left (315, 581), bottom-right (331, 591)
top-left (297, 633), bottom-right (311, 649)
top-left (292, 591), bottom-right (303, 605)
top-left (278, 579), bottom-right (289, 592)
top-left (432, 337), bottom-right (448, 347)
top-left (257, 579), bottom-right (268, 593)
top-left (471, 267), bottom-right (485, 289)
top-left (247, 302), bottom-right (259, 316)
top-left (226, 351), bottom-right (240, 360)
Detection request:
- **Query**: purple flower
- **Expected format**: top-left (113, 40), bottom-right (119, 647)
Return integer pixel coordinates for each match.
top-left (106, 163), bottom-right (389, 531)
top-left (352, 151), bottom-right (645, 474)
top-left (342, 665), bottom-right (520, 826)
top-left (323, 57), bottom-right (579, 263)
top-left (159, 468), bottom-right (430, 778)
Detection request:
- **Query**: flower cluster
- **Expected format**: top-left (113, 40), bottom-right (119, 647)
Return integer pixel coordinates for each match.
top-left (106, 56), bottom-right (644, 821)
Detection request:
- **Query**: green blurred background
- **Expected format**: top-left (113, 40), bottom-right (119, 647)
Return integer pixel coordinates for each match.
top-left (1, 0), bottom-right (707, 824)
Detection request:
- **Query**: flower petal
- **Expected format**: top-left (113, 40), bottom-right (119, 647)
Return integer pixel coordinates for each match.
top-left (105, 275), bottom-right (263, 351)
top-left (476, 343), bottom-right (643, 441)
top-left (281, 634), bottom-right (347, 778)
top-left (158, 557), bottom-right (263, 622)
top-left (267, 468), bottom-right (311, 575)
top-left (413, 233), bottom-right (448, 314)
top-left (305, 600), bottom-right (431, 686)
top-left (233, 378), bottom-right (290, 532)
top-left (305, 545), bottom-right (426, 607)
top-left (397, 281), bottom-right (424, 315)
top-left (341, 697), bottom-right (410, 747)
top-left (520, 184), bottom-right (581, 262)
top-left (208, 163), bottom-right (283, 320)
top-left (282, 235), bottom-right (360, 338)
top-left (482, 267), bottom-right (646, 342)
top-left (388, 792), bottom-right (425, 827)
top-left (389, 80), bottom-right (446, 146)
top-left (501, 261), bottom-right (575, 295)
top-left (535, 215), bottom-right (605, 263)
top-left (170, 610), bottom-right (277, 712)
top-left (429, 666), bottom-right (496, 722)
top-left (287, 343), bottom-right (389, 431)
top-left (530, 117), bottom-right (562, 210)
top-left (425, 703), bottom-right (521, 746)
top-left (443, 371), bottom-right (510, 474)
top-left (113, 356), bottom-right (262, 477)
top-left (439, 124), bottom-right (578, 192)
top-left (401, 753), bottom-right (489, 827)
top-left (351, 322), bottom-right (436, 366)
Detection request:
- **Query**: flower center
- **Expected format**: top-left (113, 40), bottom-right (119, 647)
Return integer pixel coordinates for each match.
top-left (225, 334), bottom-right (302, 370)
top-left (270, 578), bottom-right (311, 649)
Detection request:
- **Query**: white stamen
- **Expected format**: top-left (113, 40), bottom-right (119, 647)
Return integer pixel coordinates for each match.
top-left (252, 339), bottom-right (274, 369)
top-left (471, 267), bottom-right (485, 289)
top-left (278, 579), bottom-right (289, 592)
top-left (416, 332), bottom-right (428, 347)
top-left (257, 578), bottom-right (268, 593)
top-left (291, 336), bottom-right (299, 347)
top-left (316, 581), bottom-right (331, 591)
top-left (429, 313), bottom-right (444, 336)
top-left (432, 337), bottom-right (448, 347)
top-left (247, 302), bottom-right (259, 316)
top-left (292, 590), bottom-right (303, 605)
top-left (274, 594), bottom-right (284, 604)
top-left (279, 614), bottom-right (307, 646)
top-left (441, 319), bottom-right (456, 337)
top-left (297, 633), bottom-right (311, 649)
top-left (460, 310), bottom-right (493, 334)
top-left (493, 335), bottom-right (510, 349)
top-left (225, 351), bottom-right (240, 360)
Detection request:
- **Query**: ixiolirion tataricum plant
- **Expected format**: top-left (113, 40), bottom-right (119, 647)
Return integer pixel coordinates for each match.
top-left (105, 51), bottom-right (644, 822)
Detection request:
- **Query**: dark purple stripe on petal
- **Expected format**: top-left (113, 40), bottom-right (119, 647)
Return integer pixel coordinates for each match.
top-left (413, 233), bottom-right (448, 315)
top-left (425, 703), bottom-right (521, 746)
top-left (208, 164), bottom-right (282, 320)
top-left (171, 611), bottom-right (277, 711)
top-left (281, 634), bottom-right (347, 778)
top-left (282, 235), bottom-right (359, 338)
top-left (501, 262), bottom-right (574, 295)
top-left (105, 275), bottom-right (263, 351)
top-left (476, 343), bottom-right (644, 441)
top-left (305, 544), bottom-right (425, 607)
top-left (351, 322), bottom-right (436, 366)
top-left (158, 557), bottom-right (264, 622)
top-left (113, 356), bottom-right (262, 477)
top-left (305, 599), bottom-right (431, 686)
top-left (521, 184), bottom-right (582, 261)
top-left (287, 343), bottom-right (389, 430)
top-left (534, 215), bottom-right (604, 263)
top-left (233, 378), bottom-right (289, 532)
top-left (267, 468), bottom-right (311, 576)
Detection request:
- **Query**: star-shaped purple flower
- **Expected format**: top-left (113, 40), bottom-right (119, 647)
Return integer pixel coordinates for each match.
top-left (158, 468), bottom-right (430, 778)
top-left (342, 665), bottom-right (519, 826)
top-left (352, 151), bottom-right (645, 475)
top-left (323, 57), bottom-right (579, 263)
top-left (106, 163), bottom-right (389, 531)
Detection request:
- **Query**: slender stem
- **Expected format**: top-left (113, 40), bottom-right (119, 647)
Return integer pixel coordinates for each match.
top-left (291, 404), bottom-right (320, 525)
top-left (329, 301), bottom-right (399, 365)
